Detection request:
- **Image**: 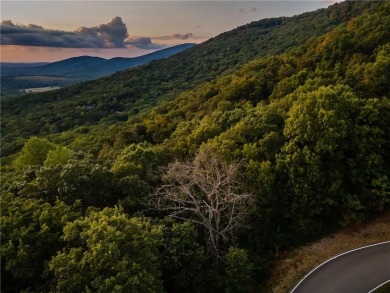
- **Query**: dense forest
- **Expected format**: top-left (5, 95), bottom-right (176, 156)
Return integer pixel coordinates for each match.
top-left (1, 1), bottom-right (389, 292)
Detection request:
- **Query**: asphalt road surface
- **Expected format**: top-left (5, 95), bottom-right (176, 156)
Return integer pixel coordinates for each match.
top-left (291, 241), bottom-right (390, 293)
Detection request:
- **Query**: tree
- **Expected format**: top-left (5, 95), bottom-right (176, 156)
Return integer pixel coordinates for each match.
top-left (159, 218), bottom-right (206, 292)
top-left (15, 158), bottom-right (117, 209)
top-left (44, 146), bottom-right (75, 167)
top-left (151, 150), bottom-right (253, 261)
top-left (13, 137), bottom-right (55, 169)
top-left (278, 85), bottom-right (388, 229)
top-left (49, 207), bottom-right (164, 293)
top-left (1, 193), bottom-right (81, 292)
top-left (225, 247), bottom-right (255, 293)
top-left (111, 144), bottom-right (160, 212)
top-left (111, 143), bottom-right (159, 179)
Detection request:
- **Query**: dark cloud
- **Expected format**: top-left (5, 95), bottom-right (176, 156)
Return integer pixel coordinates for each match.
top-left (127, 33), bottom-right (201, 49)
top-left (154, 33), bottom-right (200, 41)
top-left (1, 17), bottom-right (128, 48)
top-left (172, 33), bottom-right (193, 40)
top-left (125, 37), bottom-right (165, 50)
top-left (239, 7), bottom-right (258, 14)
top-left (1, 20), bottom-right (14, 26)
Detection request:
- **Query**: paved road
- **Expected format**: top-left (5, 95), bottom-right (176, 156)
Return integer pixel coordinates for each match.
top-left (291, 241), bottom-right (390, 293)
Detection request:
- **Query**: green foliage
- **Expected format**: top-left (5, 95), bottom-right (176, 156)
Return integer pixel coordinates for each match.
top-left (362, 44), bottom-right (390, 97)
top-left (1, 193), bottom-right (81, 292)
top-left (44, 146), bottom-right (76, 167)
top-left (1, 2), bottom-right (390, 292)
top-left (279, 85), bottom-right (388, 226)
top-left (110, 144), bottom-right (160, 211)
top-left (13, 137), bottom-right (56, 169)
top-left (160, 218), bottom-right (206, 292)
top-left (111, 143), bottom-right (159, 178)
top-left (8, 157), bottom-right (117, 209)
top-left (49, 207), bottom-right (164, 293)
top-left (115, 175), bottom-right (152, 213)
top-left (225, 247), bottom-right (255, 293)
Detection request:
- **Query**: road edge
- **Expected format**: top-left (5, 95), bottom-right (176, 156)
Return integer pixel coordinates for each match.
top-left (368, 279), bottom-right (390, 293)
top-left (290, 240), bottom-right (390, 292)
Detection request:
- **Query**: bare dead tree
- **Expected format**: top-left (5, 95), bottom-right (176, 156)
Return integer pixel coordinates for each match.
top-left (150, 150), bottom-right (253, 262)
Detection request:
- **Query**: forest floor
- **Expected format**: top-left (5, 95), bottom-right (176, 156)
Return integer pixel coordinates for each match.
top-left (266, 209), bottom-right (390, 293)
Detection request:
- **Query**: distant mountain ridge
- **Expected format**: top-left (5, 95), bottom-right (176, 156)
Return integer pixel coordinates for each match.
top-left (2, 43), bottom-right (195, 79)
top-left (1, 62), bottom-right (50, 69)
top-left (33, 56), bottom-right (107, 77)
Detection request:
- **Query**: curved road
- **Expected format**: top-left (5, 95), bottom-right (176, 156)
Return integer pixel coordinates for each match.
top-left (291, 241), bottom-right (390, 293)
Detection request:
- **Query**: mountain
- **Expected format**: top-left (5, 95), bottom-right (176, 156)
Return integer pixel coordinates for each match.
top-left (0, 44), bottom-right (194, 96)
top-left (1, 1), bottom-right (386, 155)
top-left (77, 43), bottom-right (195, 77)
top-left (0, 62), bottom-right (50, 69)
top-left (32, 56), bottom-right (107, 77)
top-left (2, 44), bottom-right (195, 79)
top-left (1, 56), bottom-right (106, 76)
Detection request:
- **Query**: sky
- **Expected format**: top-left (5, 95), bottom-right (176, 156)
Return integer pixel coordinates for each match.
top-left (1, 1), bottom-right (338, 62)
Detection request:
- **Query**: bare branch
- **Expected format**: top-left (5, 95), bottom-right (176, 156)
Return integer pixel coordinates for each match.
top-left (149, 150), bottom-right (253, 261)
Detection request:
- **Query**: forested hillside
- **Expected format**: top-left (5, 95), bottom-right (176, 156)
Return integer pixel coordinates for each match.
top-left (1, 0), bottom-right (377, 157)
top-left (1, 1), bottom-right (389, 292)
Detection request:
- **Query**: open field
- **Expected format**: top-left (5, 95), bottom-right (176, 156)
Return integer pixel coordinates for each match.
top-left (22, 86), bottom-right (61, 93)
top-left (266, 210), bottom-right (390, 293)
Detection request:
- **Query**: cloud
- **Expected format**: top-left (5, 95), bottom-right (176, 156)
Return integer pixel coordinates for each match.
top-left (154, 33), bottom-right (202, 41)
top-left (239, 7), bottom-right (258, 14)
top-left (1, 19), bottom-right (203, 50)
top-left (172, 33), bottom-right (194, 40)
top-left (125, 37), bottom-right (165, 50)
top-left (1, 17), bottom-right (128, 48)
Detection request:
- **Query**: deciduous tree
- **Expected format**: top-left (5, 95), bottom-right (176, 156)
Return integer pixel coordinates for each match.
top-left (151, 150), bottom-right (253, 261)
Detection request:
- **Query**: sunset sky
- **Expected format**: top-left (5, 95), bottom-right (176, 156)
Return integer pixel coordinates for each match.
top-left (1, 1), bottom-right (337, 63)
